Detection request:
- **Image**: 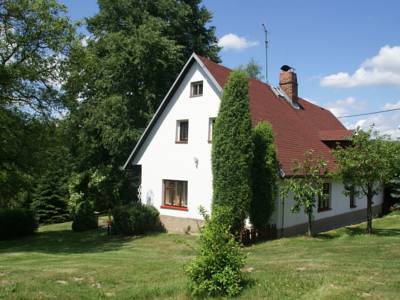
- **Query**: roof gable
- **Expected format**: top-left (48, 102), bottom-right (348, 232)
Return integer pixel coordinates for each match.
top-left (122, 53), bottom-right (221, 169)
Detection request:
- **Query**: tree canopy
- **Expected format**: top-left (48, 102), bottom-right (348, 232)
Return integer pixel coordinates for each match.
top-left (280, 150), bottom-right (328, 237)
top-left (333, 128), bottom-right (392, 234)
top-left (0, 0), bottom-right (77, 116)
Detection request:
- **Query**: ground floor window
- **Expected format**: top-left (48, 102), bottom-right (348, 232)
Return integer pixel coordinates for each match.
top-left (349, 186), bottom-right (357, 208)
top-left (162, 180), bottom-right (188, 208)
top-left (318, 182), bottom-right (331, 212)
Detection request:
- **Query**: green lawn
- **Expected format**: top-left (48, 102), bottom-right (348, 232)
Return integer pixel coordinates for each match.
top-left (1, 214), bottom-right (400, 299)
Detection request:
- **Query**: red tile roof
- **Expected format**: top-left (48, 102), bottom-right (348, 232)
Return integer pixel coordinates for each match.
top-left (199, 56), bottom-right (351, 175)
top-left (318, 130), bottom-right (353, 141)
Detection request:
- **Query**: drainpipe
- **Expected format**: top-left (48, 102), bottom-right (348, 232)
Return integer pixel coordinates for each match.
top-left (281, 196), bottom-right (285, 238)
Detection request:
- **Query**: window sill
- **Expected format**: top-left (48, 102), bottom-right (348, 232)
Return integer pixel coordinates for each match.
top-left (350, 205), bottom-right (357, 209)
top-left (208, 140), bottom-right (212, 144)
top-left (189, 94), bottom-right (203, 98)
top-left (160, 205), bottom-right (188, 211)
top-left (175, 141), bottom-right (188, 144)
top-left (318, 208), bottom-right (331, 213)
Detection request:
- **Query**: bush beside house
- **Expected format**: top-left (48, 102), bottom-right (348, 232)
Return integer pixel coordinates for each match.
top-left (186, 208), bottom-right (246, 297)
top-left (0, 208), bottom-right (38, 240)
top-left (71, 200), bottom-right (98, 232)
top-left (112, 203), bottom-right (162, 235)
top-left (250, 121), bottom-right (278, 231)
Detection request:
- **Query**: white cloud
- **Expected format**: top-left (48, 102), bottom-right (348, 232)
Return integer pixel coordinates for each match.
top-left (326, 96), bottom-right (364, 117)
top-left (344, 100), bottom-right (400, 139)
top-left (383, 100), bottom-right (400, 110)
top-left (218, 33), bottom-right (259, 51)
top-left (321, 45), bottom-right (400, 87)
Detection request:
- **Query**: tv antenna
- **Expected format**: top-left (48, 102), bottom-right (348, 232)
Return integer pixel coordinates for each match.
top-left (262, 23), bottom-right (269, 83)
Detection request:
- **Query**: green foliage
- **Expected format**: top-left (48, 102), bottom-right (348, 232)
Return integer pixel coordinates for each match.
top-left (387, 141), bottom-right (400, 200)
top-left (212, 70), bottom-right (254, 233)
top-left (0, 0), bottom-right (77, 210)
top-left (333, 127), bottom-right (392, 234)
top-left (31, 173), bottom-right (69, 225)
top-left (238, 58), bottom-right (264, 80)
top-left (0, 0), bottom-right (77, 115)
top-left (31, 133), bottom-right (72, 224)
top-left (250, 121), bottom-right (278, 230)
top-left (186, 208), bottom-right (246, 297)
top-left (280, 150), bottom-right (328, 236)
top-left (0, 108), bottom-right (58, 209)
top-left (63, 0), bottom-right (220, 210)
top-left (111, 203), bottom-right (162, 235)
top-left (71, 200), bottom-right (97, 232)
top-left (0, 208), bottom-right (38, 240)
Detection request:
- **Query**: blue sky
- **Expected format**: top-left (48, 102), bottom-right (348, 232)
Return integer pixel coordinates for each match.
top-left (60, 0), bottom-right (400, 138)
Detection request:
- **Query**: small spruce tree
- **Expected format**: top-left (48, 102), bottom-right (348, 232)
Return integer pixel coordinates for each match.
top-left (32, 170), bottom-right (70, 224)
top-left (250, 121), bottom-right (278, 231)
top-left (211, 70), bottom-right (254, 233)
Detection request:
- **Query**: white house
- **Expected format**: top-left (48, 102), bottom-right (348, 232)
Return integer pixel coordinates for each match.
top-left (123, 53), bottom-right (383, 235)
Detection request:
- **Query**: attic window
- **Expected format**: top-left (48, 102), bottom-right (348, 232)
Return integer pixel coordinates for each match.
top-left (190, 81), bottom-right (203, 97)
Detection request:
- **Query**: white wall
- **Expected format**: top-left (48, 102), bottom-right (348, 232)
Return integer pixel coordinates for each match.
top-left (273, 181), bottom-right (384, 229)
top-left (133, 62), bottom-right (220, 220)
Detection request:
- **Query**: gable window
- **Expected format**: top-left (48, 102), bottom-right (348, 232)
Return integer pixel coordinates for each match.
top-left (176, 120), bottom-right (189, 143)
top-left (190, 81), bottom-right (203, 97)
top-left (208, 117), bottom-right (216, 143)
top-left (162, 180), bottom-right (188, 210)
top-left (349, 186), bottom-right (357, 208)
top-left (318, 182), bottom-right (331, 212)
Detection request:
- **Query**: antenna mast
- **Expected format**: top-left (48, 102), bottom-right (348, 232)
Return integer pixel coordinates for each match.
top-left (262, 23), bottom-right (268, 83)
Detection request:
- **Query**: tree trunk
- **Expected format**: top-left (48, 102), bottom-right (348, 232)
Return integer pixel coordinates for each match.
top-left (307, 212), bottom-right (313, 237)
top-left (366, 185), bottom-right (373, 234)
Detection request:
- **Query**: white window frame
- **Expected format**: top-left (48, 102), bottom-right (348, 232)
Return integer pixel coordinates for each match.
top-left (176, 119), bottom-right (189, 143)
top-left (208, 117), bottom-right (216, 143)
top-left (190, 81), bottom-right (203, 97)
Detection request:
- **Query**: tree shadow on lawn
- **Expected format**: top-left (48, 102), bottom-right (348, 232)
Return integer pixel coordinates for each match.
top-left (0, 229), bottom-right (164, 255)
top-left (344, 227), bottom-right (400, 237)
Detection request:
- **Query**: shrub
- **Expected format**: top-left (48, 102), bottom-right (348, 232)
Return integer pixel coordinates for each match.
top-left (186, 208), bottom-right (246, 297)
top-left (71, 200), bottom-right (98, 232)
top-left (211, 70), bottom-right (254, 233)
top-left (250, 121), bottom-right (278, 231)
top-left (112, 203), bottom-right (162, 235)
top-left (0, 208), bottom-right (38, 240)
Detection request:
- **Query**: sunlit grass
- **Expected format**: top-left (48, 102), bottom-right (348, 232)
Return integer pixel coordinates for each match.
top-left (0, 213), bottom-right (400, 299)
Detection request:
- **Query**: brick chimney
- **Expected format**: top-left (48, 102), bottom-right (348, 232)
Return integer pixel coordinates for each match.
top-left (279, 65), bottom-right (298, 103)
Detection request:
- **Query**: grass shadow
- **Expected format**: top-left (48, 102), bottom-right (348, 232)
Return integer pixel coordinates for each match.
top-left (0, 227), bottom-right (165, 255)
top-left (345, 227), bottom-right (400, 237)
top-left (313, 232), bottom-right (338, 240)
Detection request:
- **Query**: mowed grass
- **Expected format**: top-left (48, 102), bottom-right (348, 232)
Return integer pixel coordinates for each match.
top-left (1, 214), bottom-right (400, 299)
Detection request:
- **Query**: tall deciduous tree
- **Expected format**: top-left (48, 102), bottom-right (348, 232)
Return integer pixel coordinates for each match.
top-left (280, 150), bottom-right (328, 237)
top-left (211, 70), bottom-right (253, 233)
top-left (333, 128), bottom-right (391, 234)
top-left (0, 0), bottom-right (77, 210)
top-left (238, 58), bottom-right (263, 80)
top-left (249, 121), bottom-right (278, 231)
top-left (63, 0), bottom-right (220, 209)
top-left (0, 0), bottom-right (76, 115)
